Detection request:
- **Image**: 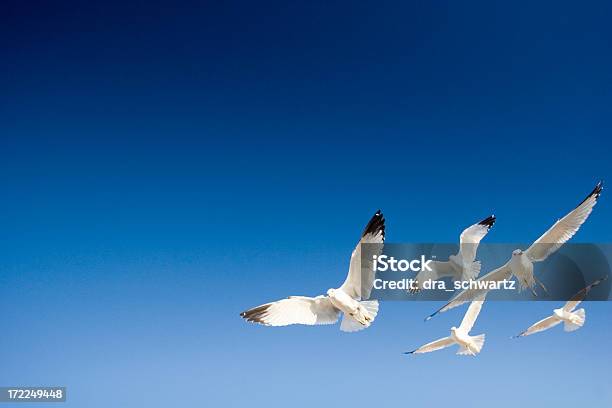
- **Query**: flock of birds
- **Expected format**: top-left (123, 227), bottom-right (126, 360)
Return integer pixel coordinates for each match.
top-left (241, 181), bottom-right (605, 356)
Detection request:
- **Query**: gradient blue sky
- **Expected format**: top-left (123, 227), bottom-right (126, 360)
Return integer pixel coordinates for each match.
top-left (1, 1), bottom-right (611, 407)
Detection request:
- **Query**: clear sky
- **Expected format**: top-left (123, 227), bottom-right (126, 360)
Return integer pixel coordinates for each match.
top-left (1, 1), bottom-right (611, 407)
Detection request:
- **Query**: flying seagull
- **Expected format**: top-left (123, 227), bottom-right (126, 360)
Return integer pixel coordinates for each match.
top-left (426, 181), bottom-right (603, 320)
top-left (411, 215), bottom-right (495, 292)
top-left (240, 210), bottom-right (385, 332)
top-left (406, 297), bottom-right (486, 356)
top-left (513, 276), bottom-right (608, 338)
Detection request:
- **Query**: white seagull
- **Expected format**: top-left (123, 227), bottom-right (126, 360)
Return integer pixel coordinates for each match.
top-left (513, 277), bottom-right (607, 338)
top-left (240, 210), bottom-right (385, 332)
top-left (426, 181), bottom-right (603, 320)
top-left (411, 215), bottom-right (495, 292)
top-left (407, 297), bottom-right (486, 356)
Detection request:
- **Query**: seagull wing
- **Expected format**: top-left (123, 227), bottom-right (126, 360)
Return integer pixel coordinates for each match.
top-left (458, 299), bottom-right (485, 333)
top-left (526, 182), bottom-right (603, 263)
top-left (459, 215), bottom-right (495, 264)
top-left (426, 262), bottom-right (512, 319)
top-left (515, 315), bottom-right (561, 337)
top-left (412, 261), bottom-right (458, 291)
top-left (407, 337), bottom-right (455, 354)
top-left (563, 277), bottom-right (608, 312)
top-left (339, 210), bottom-right (385, 300)
top-left (240, 296), bottom-right (340, 326)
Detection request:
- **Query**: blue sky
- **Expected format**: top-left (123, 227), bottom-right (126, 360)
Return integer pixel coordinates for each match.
top-left (1, 1), bottom-right (611, 407)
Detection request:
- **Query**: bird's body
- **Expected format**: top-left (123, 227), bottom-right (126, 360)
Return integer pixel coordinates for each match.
top-left (514, 277), bottom-right (607, 338)
top-left (241, 210), bottom-right (385, 332)
top-left (449, 327), bottom-right (470, 345)
top-left (448, 254), bottom-right (475, 281)
top-left (510, 251), bottom-right (536, 293)
top-left (450, 327), bottom-right (484, 355)
top-left (408, 299), bottom-right (486, 356)
top-left (552, 307), bottom-right (584, 327)
top-left (412, 215), bottom-right (495, 292)
top-left (327, 288), bottom-right (373, 326)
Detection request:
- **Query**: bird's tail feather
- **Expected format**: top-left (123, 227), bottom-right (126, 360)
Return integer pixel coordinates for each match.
top-left (457, 334), bottom-right (485, 355)
top-left (456, 346), bottom-right (473, 356)
top-left (339, 300), bottom-right (379, 333)
top-left (470, 334), bottom-right (486, 354)
top-left (464, 261), bottom-right (482, 280)
top-left (361, 300), bottom-right (379, 320)
top-left (340, 315), bottom-right (364, 332)
top-left (564, 308), bottom-right (585, 332)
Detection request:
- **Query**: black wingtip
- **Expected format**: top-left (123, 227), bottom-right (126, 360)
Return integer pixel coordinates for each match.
top-left (362, 210), bottom-right (385, 240)
top-left (589, 276), bottom-right (608, 289)
top-left (424, 311), bottom-right (438, 322)
top-left (404, 350), bottom-right (416, 355)
top-left (577, 181), bottom-right (604, 208)
top-left (240, 304), bottom-right (271, 324)
top-left (478, 215), bottom-right (496, 229)
top-left (593, 180), bottom-right (604, 198)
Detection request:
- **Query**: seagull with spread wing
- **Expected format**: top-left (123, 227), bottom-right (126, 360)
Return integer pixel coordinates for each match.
top-left (407, 297), bottom-right (486, 356)
top-left (240, 210), bottom-right (385, 332)
top-left (514, 277), bottom-right (607, 337)
top-left (411, 215), bottom-right (495, 292)
top-left (426, 181), bottom-right (603, 320)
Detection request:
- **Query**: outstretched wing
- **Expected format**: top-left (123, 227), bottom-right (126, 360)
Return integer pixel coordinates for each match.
top-left (406, 337), bottom-right (454, 354)
top-left (515, 315), bottom-right (561, 337)
top-left (240, 296), bottom-right (340, 326)
top-left (340, 210), bottom-right (385, 300)
top-left (459, 215), bottom-right (495, 264)
top-left (458, 299), bottom-right (485, 333)
top-left (426, 262), bottom-right (512, 320)
top-left (526, 182), bottom-right (603, 263)
top-left (411, 261), bottom-right (458, 292)
top-left (563, 276), bottom-right (608, 312)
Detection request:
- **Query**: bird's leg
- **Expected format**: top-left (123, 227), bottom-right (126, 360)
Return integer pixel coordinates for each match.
top-left (360, 305), bottom-right (372, 321)
top-left (535, 277), bottom-right (549, 295)
top-left (349, 310), bottom-right (367, 325)
top-left (530, 287), bottom-right (538, 297)
top-left (408, 279), bottom-right (421, 294)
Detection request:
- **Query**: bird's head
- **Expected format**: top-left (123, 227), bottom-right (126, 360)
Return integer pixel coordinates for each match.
top-left (450, 326), bottom-right (457, 333)
top-left (512, 249), bottom-right (523, 257)
top-left (326, 288), bottom-right (335, 297)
